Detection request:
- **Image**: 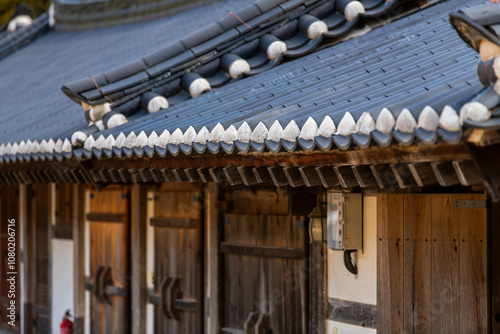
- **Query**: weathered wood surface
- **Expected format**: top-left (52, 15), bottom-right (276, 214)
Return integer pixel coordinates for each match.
top-left (403, 195), bottom-right (432, 334)
top-left (377, 193), bottom-right (488, 333)
top-left (222, 209), bottom-right (308, 334)
top-left (310, 242), bottom-right (327, 334)
top-left (152, 183), bottom-right (203, 334)
top-left (33, 184), bottom-right (52, 334)
top-left (73, 185), bottom-right (86, 334)
top-left (88, 188), bottom-right (130, 334)
top-left (377, 194), bottom-right (404, 334)
top-left (131, 184), bottom-right (148, 334)
top-left (491, 200), bottom-right (500, 334)
top-left (205, 183), bottom-right (221, 333)
top-left (328, 298), bottom-right (376, 328)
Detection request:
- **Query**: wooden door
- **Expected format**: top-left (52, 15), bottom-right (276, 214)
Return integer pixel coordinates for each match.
top-left (221, 213), bottom-right (309, 334)
top-left (377, 193), bottom-right (488, 333)
top-left (0, 185), bottom-right (20, 333)
top-left (86, 188), bottom-right (130, 334)
top-left (148, 184), bottom-right (203, 333)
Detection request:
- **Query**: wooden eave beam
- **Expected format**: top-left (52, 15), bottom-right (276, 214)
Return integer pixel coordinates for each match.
top-left (80, 143), bottom-right (470, 171)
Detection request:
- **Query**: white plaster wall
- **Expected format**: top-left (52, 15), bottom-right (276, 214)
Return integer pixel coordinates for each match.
top-left (51, 239), bottom-right (74, 333)
top-left (327, 195), bottom-right (377, 334)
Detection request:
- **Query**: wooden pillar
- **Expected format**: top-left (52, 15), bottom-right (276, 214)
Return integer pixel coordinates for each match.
top-left (24, 185), bottom-right (35, 334)
top-left (205, 182), bottom-right (222, 333)
top-left (19, 185), bottom-right (31, 334)
top-left (73, 184), bottom-right (86, 334)
top-left (309, 242), bottom-right (327, 334)
top-left (492, 199), bottom-right (500, 333)
top-left (131, 184), bottom-right (148, 334)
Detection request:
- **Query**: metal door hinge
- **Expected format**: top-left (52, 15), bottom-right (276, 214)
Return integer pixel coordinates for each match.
top-left (454, 200), bottom-right (488, 209)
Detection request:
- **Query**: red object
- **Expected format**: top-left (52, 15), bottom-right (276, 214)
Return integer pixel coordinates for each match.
top-left (60, 317), bottom-right (73, 334)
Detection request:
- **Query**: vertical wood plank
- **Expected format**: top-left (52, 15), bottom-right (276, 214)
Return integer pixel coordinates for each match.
top-left (73, 185), bottom-right (86, 334)
top-left (491, 199), bottom-right (500, 333)
top-left (377, 193), bottom-right (404, 334)
top-left (131, 184), bottom-right (148, 334)
top-left (430, 194), bottom-right (460, 334)
top-left (309, 242), bottom-right (326, 334)
top-left (403, 195), bottom-right (432, 333)
top-left (205, 182), bottom-right (220, 334)
top-left (460, 240), bottom-right (488, 333)
top-left (377, 194), bottom-right (403, 241)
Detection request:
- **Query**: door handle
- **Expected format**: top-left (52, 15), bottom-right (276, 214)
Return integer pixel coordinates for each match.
top-left (90, 266), bottom-right (128, 305)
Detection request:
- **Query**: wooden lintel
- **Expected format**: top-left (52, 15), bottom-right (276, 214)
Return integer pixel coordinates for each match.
top-left (237, 166), bottom-right (260, 186)
top-left (283, 167), bottom-right (306, 187)
top-left (315, 166), bottom-right (339, 188)
top-left (431, 162), bottom-right (461, 187)
top-left (334, 166), bottom-right (358, 188)
top-left (299, 166), bottom-right (323, 187)
top-left (352, 165), bottom-right (378, 188)
top-left (220, 242), bottom-right (306, 259)
top-left (150, 217), bottom-right (200, 229)
top-left (184, 168), bottom-right (201, 183)
top-left (452, 160), bottom-right (482, 186)
top-left (86, 213), bottom-right (126, 223)
top-left (267, 166), bottom-right (289, 187)
top-left (252, 167), bottom-right (272, 184)
top-left (390, 164), bottom-right (417, 188)
top-left (223, 166), bottom-right (243, 186)
top-left (407, 163), bottom-right (437, 187)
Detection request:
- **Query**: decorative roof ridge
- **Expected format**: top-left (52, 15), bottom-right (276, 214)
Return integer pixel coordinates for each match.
top-left (61, 0), bottom-right (401, 136)
top-left (0, 12), bottom-right (49, 61)
top-left (450, 2), bottom-right (500, 130)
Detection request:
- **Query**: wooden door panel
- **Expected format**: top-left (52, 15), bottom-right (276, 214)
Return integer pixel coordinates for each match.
top-left (222, 214), bottom-right (308, 334)
top-left (88, 189), bottom-right (130, 334)
top-left (377, 193), bottom-right (488, 333)
top-left (152, 185), bottom-right (203, 334)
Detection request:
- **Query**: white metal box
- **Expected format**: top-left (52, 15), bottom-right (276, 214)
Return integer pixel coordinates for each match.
top-left (326, 192), bottom-right (363, 251)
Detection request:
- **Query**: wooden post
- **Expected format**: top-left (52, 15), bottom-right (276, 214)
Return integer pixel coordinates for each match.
top-left (491, 199), bottom-right (500, 333)
top-left (73, 184), bottom-right (86, 334)
top-left (19, 184), bottom-right (32, 334)
top-left (24, 185), bottom-right (35, 334)
top-left (205, 182), bottom-right (221, 333)
top-left (309, 242), bottom-right (327, 334)
top-left (131, 183), bottom-right (148, 334)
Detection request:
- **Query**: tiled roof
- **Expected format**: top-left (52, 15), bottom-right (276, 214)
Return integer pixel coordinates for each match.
top-left (0, 0), bottom-right (495, 164)
top-left (0, 13), bottom-right (49, 60)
